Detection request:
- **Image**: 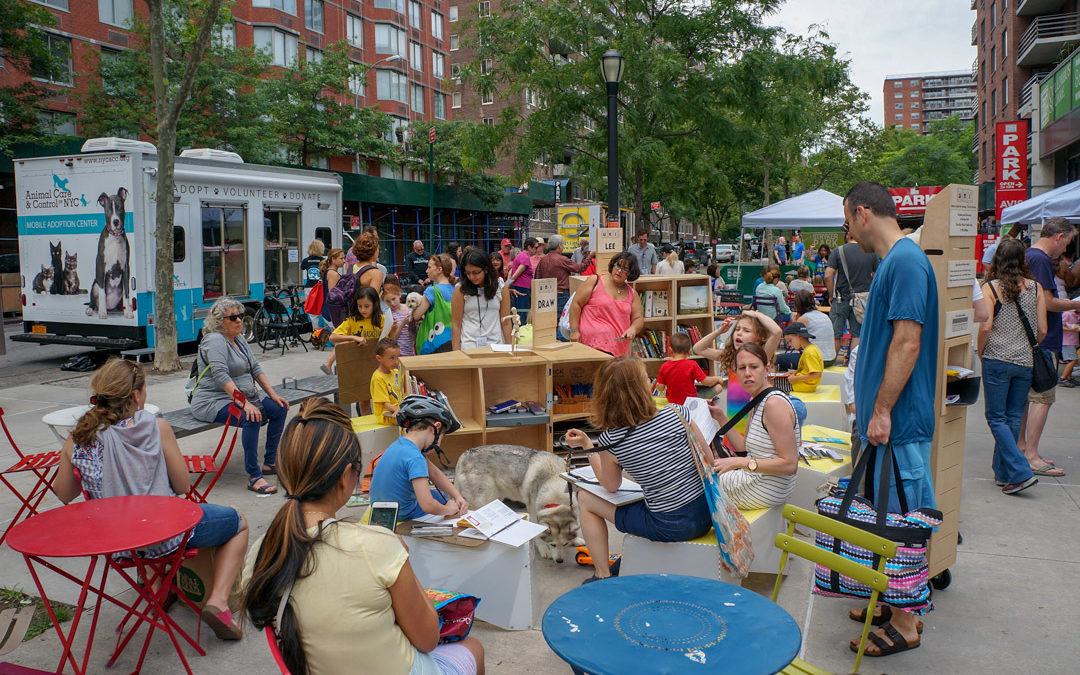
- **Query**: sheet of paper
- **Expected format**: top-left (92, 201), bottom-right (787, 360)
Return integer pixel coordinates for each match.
top-left (412, 512), bottom-right (451, 524)
top-left (456, 514), bottom-right (548, 546)
top-left (562, 466), bottom-right (644, 506)
top-left (490, 344), bottom-right (532, 353)
top-left (682, 397), bottom-right (719, 441)
top-left (459, 500), bottom-right (521, 538)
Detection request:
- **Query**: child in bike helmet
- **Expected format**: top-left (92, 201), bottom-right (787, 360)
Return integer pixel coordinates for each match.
top-left (368, 395), bottom-right (469, 521)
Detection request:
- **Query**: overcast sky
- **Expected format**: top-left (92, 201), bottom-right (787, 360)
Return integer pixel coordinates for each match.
top-left (768, 0), bottom-right (977, 126)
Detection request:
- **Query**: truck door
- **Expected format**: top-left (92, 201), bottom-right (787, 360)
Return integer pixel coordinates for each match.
top-left (166, 202), bottom-right (198, 343)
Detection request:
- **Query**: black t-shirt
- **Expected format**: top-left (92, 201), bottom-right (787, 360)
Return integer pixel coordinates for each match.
top-left (405, 251), bottom-right (429, 284)
top-left (301, 255), bottom-right (323, 288)
top-left (827, 243), bottom-right (878, 300)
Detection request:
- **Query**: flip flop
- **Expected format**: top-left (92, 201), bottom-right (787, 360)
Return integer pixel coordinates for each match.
top-left (1031, 463), bottom-right (1065, 477)
top-left (851, 622), bottom-right (920, 657)
top-left (247, 478), bottom-right (278, 495)
top-left (202, 605), bottom-right (243, 640)
top-left (320, 364), bottom-right (333, 375)
top-left (848, 605), bottom-right (923, 633)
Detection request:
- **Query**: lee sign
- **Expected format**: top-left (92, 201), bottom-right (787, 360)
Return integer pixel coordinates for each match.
top-left (996, 120), bottom-right (1029, 220)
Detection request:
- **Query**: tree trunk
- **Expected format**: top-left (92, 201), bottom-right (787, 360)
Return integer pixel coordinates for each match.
top-left (634, 165), bottom-right (645, 237)
top-left (762, 165), bottom-right (771, 207)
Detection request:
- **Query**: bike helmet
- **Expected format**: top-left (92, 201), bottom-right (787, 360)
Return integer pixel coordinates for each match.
top-left (395, 394), bottom-right (462, 434)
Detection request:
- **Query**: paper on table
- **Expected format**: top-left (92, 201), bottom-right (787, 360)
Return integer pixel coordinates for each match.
top-left (490, 344), bottom-right (532, 352)
top-left (458, 518), bottom-right (548, 547)
top-left (561, 466), bottom-right (643, 506)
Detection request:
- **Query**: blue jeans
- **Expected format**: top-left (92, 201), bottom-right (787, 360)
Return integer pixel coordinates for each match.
top-left (187, 504), bottom-right (242, 549)
top-left (511, 286), bottom-right (530, 324)
top-left (556, 292), bottom-right (570, 340)
top-left (982, 358), bottom-right (1036, 484)
top-left (866, 442), bottom-right (936, 514)
top-left (214, 396), bottom-right (287, 480)
top-left (614, 492), bottom-right (712, 542)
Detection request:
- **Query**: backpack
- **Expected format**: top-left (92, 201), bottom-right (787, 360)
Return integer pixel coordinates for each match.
top-left (417, 286), bottom-right (453, 354)
top-left (325, 265), bottom-right (377, 325)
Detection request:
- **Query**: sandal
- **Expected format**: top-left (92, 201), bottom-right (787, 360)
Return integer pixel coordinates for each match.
top-left (1031, 462), bottom-right (1065, 477)
top-left (247, 478), bottom-right (278, 495)
top-left (262, 463), bottom-right (277, 475)
top-left (201, 604), bottom-right (243, 640)
top-left (848, 605), bottom-right (923, 633)
top-left (850, 622), bottom-right (920, 657)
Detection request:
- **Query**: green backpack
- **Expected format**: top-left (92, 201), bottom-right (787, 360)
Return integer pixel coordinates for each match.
top-left (417, 286), bottom-right (453, 354)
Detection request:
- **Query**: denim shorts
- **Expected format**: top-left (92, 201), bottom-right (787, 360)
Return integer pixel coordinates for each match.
top-left (614, 492), bottom-right (711, 543)
top-left (186, 504), bottom-right (242, 549)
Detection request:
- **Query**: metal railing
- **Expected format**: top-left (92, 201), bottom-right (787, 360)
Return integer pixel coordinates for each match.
top-left (971, 21), bottom-right (978, 46)
top-left (1019, 71), bottom-right (1051, 111)
top-left (1018, 13), bottom-right (1080, 62)
top-left (972, 58), bottom-right (978, 79)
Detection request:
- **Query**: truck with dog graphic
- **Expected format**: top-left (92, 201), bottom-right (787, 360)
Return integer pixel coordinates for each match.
top-left (13, 137), bottom-right (342, 349)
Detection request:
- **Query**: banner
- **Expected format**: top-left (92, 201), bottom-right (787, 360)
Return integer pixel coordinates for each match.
top-left (888, 186), bottom-right (943, 215)
top-left (996, 120), bottom-right (1029, 221)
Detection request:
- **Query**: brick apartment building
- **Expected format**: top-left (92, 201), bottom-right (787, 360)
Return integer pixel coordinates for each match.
top-left (883, 71), bottom-right (975, 135)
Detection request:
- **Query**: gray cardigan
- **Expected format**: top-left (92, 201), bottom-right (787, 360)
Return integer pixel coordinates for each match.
top-left (188, 332), bottom-right (264, 422)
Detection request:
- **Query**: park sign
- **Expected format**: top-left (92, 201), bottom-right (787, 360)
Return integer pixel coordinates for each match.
top-left (888, 186), bottom-right (942, 215)
top-left (995, 120), bottom-right (1029, 220)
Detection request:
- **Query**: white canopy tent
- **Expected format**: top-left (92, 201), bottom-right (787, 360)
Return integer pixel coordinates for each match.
top-left (1000, 180), bottom-right (1080, 224)
top-left (741, 189), bottom-right (846, 230)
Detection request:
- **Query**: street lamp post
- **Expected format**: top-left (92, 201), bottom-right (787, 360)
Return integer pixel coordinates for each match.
top-left (601, 49), bottom-right (623, 228)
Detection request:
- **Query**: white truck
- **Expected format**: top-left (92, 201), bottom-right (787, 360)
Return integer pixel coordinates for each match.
top-left (13, 138), bottom-right (342, 350)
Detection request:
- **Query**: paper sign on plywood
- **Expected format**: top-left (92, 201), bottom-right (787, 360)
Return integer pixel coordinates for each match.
top-left (949, 207), bottom-right (976, 237)
top-left (597, 228), bottom-right (622, 254)
top-left (947, 260), bottom-right (976, 288)
top-left (944, 309), bottom-right (974, 338)
top-left (948, 185), bottom-right (977, 208)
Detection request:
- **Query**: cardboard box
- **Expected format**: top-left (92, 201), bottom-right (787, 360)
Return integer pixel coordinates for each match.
top-left (335, 341), bottom-right (378, 405)
top-left (177, 547), bottom-right (241, 612)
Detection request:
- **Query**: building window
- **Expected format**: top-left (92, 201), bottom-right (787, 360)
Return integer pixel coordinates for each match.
top-left (434, 93), bottom-right (446, 119)
top-left (894, 113), bottom-right (903, 120)
top-left (254, 27), bottom-right (298, 67)
top-left (990, 1), bottom-right (995, 27)
top-left (894, 92), bottom-right (902, 99)
top-left (911, 124), bottom-right (920, 130)
top-left (1002, 77), bottom-right (1008, 111)
top-left (306, 46), bottom-right (322, 63)
top-left (982, 101), bottom-right (987, 126)
top-left (376, 68), bottom-right (407, 103)
top-left (990, 46), bottom-right (996, 72)
top-left (410, 42), bottom-right (423, 72)
top-left (347, 14), bottom-right (363, 48)
top-left (980, 61), bottom-right (985, 85)
top-left (32, 34), bottom-right (72, 86)
top-left (432, 52), bottom-right (445, 79)
top-left (384, 115), bottom-right (408, 143)
top-left (481, 58), bottom-right (492, 74)
top-left (450, 34), bottom-right (459, 50)
top-left (894, 102), bottom-right (902, 110)
top-left (411, 84), bottom-right (425, 113)
top-left (349, 70), bottom-right (365, 96)
top-left (481, 90), bottom-right (493, 104)
top-left (264, 210), bottom-right (301, 290)
top-left (451, 63), bottom-right (461, 79)
top-left (31, 0), bottom-right (68, 9)
top-left (910, 89), bottom-right (919, 98)
top-left (478, 1), bottom-right (490, 18)
top-left (304, 0), bottom-right (324, 32)
top-left (893, 80), bottom-right (902, 88)
top-left (410, 0), bottom-right (422, 29)
top-left (99, 0), bottom-right (133, 27)
top-left (38, 110), bottom-right (76, 135)
top-left (912, 101), bottom-right (920, 109)
top-left (909, 79), bottom-right (918, 87)
top-left (253, 0), bottom-right (296, 11)
top-left (452, 91), bottom-right (462, 108)
top-left (375, 24), bottom-right (407, 58)
top-left (374, 0), bottom-right (405, 12)
top-left (990, 89), bottom-right (997, 116)
top-left (449, 5), bottom-right (458, 21)
top-left (218, 23), bottom-right (236, 48)
top-left (431, 11), bottom-right (444, 39)
top-left (1003, 28), bottom-right (1008, 58)
top-left (526, 88), bottom-right (539, 107)
top-left (911, 112), bottom-right (920, 119)
top-left (482, 117), bottom-right (494, 125)
top-left (201, 206), bottom-right (248, 299)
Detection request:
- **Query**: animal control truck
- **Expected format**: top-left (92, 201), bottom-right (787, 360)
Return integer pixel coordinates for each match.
top-left (13, 137), bottom-right (342, 350)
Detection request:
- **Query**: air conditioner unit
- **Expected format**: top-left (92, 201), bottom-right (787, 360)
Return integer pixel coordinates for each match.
top-left (179, 148), bottom-right (244, 163)
top-left (81, 137), bottom-right (158, 154)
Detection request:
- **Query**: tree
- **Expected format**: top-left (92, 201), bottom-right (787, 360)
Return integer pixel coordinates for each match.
top-left (146, 0), bottom-right (229, 372)
top-left (877, 130), bottom-right (973, 187)
top-left (406, 120), bottom-right (512, 207)
top-left (0, 0), bottom-right (68, 153)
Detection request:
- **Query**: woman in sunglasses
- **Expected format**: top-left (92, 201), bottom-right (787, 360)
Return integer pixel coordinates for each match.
top-left (189, 298), bottom-right (289, 495)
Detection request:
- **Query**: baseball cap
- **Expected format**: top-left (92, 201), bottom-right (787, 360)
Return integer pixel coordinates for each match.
top-left (501, 238), bottom-right (512, 246)
top-left (783, 323), bottom-right (815, 339)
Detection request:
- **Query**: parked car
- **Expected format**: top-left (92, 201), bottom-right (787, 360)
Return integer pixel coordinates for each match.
top-left (714, 244), bottom-right (737, 263)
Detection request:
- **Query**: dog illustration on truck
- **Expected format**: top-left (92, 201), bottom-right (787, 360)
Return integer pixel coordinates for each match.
top-left (15, 137), bottom-right (342, 350)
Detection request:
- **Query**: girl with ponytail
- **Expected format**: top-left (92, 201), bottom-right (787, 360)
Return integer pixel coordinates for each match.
top-left (54, 358), bottom-right (249, 641)
top-left (241, 398), bottom-right (484, 675)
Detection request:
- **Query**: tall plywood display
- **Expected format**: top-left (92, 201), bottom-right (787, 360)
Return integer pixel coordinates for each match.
top-left (920, 184), bottom-right (978, 580)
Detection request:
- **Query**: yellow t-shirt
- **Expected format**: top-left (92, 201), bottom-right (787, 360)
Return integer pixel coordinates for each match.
top-left (333, 316), bottom-right (383, 341)
top-left (792, 343), bottom-right (823, 393)
top-left (242, 522), bottom-right (414, 675)
top-left (371, 368), bottom-right (402, 425)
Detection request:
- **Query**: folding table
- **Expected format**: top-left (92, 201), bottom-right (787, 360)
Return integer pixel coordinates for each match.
top-left (6, 496), bottom-right (203, 675)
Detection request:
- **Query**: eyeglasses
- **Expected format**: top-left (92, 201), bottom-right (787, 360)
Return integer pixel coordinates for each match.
top-left (613, 264), bottom-right (631, 273)
top-left (224, 313), bottom-right (244, 321)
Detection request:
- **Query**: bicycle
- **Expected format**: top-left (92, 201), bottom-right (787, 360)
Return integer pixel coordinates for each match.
top-left (254, 284), bottom-right (311, 354)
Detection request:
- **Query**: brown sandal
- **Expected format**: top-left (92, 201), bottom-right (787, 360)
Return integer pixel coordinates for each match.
top-left (848, 605), bottom-right (923, 633)
top-left (850, 622), bottom-right (920, 657)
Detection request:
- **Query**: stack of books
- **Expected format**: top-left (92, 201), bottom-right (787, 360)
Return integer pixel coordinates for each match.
top-left (676, 325), bottom-right (703, 344)
top-left (631, 328), bottom-right (669, 359)
top-left (641, 290), bottom-right (670, 317)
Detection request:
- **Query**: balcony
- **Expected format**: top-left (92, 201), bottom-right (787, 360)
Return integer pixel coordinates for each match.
top-left (970, 0), bottom-right (976, 9)
top-left (1017, 0), bottom-right (1071, 16)
top-left (1018, 71), bottom-right (1051, 115)
top-left (1017, 13), bottom-right (1080, 66)
top-left (972, 21), bottom-right (978, 46)
top-left (923, 90), bottom-right (949, 100)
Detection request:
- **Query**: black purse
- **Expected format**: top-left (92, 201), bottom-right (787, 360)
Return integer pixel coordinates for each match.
top-left (988, 282), bottom-right (1056, 393)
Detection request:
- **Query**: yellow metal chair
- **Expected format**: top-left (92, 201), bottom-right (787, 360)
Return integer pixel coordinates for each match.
top-left (770, 504), bottom-right (897, 674)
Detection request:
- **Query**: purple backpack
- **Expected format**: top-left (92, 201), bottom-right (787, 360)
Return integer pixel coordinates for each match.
top-left (324, 265), bottom-right (376, 325)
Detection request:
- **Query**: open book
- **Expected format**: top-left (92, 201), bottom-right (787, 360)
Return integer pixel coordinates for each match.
top-left (412, 500), bottom-right (547, 547)
top-left (560, 465), bottom-right (644, 506)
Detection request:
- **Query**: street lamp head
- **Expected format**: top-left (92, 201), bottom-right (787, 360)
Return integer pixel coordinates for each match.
top-left (601, 49), bottom-right (624, 84)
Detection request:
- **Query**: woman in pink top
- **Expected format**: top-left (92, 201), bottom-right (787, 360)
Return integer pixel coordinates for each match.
top-left (507, 237), bottom-right (542, 322)
top-left (569, 252), bottom-right (644, 356)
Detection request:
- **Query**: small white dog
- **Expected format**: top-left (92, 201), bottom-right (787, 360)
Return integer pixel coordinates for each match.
top-left (405, 292), bottom-right (424, 310)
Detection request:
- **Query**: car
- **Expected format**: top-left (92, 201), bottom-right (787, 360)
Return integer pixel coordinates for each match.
top-left (714, 244), bottom-right (737, 263)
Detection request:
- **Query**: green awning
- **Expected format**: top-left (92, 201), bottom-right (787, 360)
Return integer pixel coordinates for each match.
top-left (339, 172), bottom-right (534, 215)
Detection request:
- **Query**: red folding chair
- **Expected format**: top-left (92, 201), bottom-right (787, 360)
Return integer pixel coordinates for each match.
top-left (265, 626), bottom-right (292, 674)
top-left (184, 391), bottom-right (246, 504)
top-left (0, 408), bottom-right (62, 546)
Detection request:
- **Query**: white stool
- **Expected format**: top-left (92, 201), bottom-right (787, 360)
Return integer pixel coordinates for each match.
top-left (351, 416), bottom-right (401, 469)
top-left (791, 385), bottom-right (848, 430)
top-left (42, 403), bottom-right (162, 443)
top-left (791, 456), bottom-right (851, 511)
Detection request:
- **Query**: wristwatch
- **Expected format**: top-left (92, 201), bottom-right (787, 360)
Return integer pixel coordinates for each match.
top-left (747, 458), bottom-right (758, 472)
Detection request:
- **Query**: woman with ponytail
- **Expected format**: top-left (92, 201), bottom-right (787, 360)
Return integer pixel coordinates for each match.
top-left (54, 359), bottom-right (248, 640)
top-left (241, 399), bottom-right (484, 675)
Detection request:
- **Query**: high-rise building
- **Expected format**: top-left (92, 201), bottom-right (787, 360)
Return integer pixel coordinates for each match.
top-left (883, 71), bottom-right (976, 135)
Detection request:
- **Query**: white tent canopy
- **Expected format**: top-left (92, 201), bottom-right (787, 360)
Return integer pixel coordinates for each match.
top-left (1000, 180), bottom-right (1080, 224)
top-left (741, 189), bottom-right (845, 229)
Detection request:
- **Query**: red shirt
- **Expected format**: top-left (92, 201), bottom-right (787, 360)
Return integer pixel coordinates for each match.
top-left (657, 358), bottom-right (707, 405)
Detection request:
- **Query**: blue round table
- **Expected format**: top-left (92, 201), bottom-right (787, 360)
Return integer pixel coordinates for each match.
top-left (542, 574), bottom-right (800, 675)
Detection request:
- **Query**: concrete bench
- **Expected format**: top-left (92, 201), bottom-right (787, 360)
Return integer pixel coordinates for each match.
top-left (791, 423), bottom-right (853, 511)
top-left (620, 505), bottom-right (785, 584)
top-left (162, 409), bottom-right (220, 440)
top-left (351, 415), bottom-right (400, 468)
top-left (790, 384), bottom-right (848, 430)
top-left (819, 365), bottom-right (848, 397)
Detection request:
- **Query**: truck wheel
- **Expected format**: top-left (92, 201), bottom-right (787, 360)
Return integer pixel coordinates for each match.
top-left (242, 309), bottom-right (259, 343)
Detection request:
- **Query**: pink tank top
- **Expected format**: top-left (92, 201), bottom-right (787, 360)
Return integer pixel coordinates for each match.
top-left (579, 276), bottom-right (635, 356)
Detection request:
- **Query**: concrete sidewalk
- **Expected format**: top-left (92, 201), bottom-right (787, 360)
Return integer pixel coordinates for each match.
top-left (0, 342), bottom-right (1077, 674)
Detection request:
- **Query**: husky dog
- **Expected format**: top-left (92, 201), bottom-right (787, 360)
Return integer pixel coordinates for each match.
top-left (87, 188), bottom-right (132, 319)
top-left (32, 265), bottom-right (53, 294)
top-left (454, 445), bottom-right (582, 563)
top-left (48, 242), bottom-right (64, 295)
top-left (63, 252), bottom-right (82, 294)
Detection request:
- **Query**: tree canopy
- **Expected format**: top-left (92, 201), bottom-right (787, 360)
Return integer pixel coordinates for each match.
top-left (0, 0), bottom-right (68, 153)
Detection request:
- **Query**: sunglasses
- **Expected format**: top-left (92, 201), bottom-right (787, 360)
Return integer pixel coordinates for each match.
top-left (224, 313), bottom-right (244, 321)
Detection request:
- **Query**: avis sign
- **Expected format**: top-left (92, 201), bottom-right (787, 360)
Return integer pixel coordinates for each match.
top-left (996, 120), bottom-right (1029, 221)
top-left (888, 186), bottom-right (943, 215)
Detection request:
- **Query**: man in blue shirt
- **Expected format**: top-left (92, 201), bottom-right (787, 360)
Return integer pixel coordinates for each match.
top-left (791, 233), bottom-right (805, 265)
top-left (773, 236), bottom-right (788, 264)
top-left (846, 180), bottom-right (938, 657)
top-left (1019, 217), bottom-right (1080, 478)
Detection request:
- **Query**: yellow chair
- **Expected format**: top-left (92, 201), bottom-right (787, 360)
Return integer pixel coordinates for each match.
top-left (770, 504), bottom-right (897, 675)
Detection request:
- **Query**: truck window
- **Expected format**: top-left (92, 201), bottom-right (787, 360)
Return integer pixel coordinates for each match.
top-left (202, 205), bottom-right (248, 298)
top-left (174, 226), bottom-right (185, 262)
top-left (264, 209), bottom-right (301, 289)
top-left (315, 227), bottom-right (332, 252)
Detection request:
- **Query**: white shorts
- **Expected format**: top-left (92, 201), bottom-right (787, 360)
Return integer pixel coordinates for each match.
top-left (409, 643), bottom-right (477, 675)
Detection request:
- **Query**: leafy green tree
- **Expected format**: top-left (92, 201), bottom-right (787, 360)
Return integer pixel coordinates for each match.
top-left (406, 120), bottom-right (512, 207)
top-left (877, 130), bottom-right (973, 187)
top-left (0, 0), bottom-right (68, 153)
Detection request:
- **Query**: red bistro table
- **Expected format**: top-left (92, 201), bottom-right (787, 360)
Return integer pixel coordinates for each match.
top-left (6, 496), bottom-right (203, 675)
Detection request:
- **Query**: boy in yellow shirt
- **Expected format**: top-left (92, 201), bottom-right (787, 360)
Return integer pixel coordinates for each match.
top-left (370, 338), bottom-right (402, 425)
top-left (782, 323), bottom-right (823, 393)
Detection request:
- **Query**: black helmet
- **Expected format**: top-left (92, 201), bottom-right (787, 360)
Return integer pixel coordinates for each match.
top-left (395, 394), bottom-right (461, 434)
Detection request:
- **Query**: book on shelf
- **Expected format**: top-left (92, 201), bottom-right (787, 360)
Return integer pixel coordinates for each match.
top-left (631, 328), bottom-right (668, 359)
top-left (641, 290), bottom-right (670, 318)
top-left (678, 285), bottom-right (709, 314)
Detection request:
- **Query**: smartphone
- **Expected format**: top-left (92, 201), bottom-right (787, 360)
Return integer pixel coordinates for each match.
top-left (369, 501), bottom-right (399, 531)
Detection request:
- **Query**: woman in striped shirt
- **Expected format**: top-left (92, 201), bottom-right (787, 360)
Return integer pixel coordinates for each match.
top-left (564, 358), bottom-right (711, 582)
top-left (708, 343), bottom-right (799, 508)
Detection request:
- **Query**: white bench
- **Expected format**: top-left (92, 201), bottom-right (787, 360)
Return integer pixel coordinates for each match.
top-left (819, 365), bottom-right (849, 398)
top-left (791, 384), bottom-right (848, 430)
top-left (619, 505), bottom-right (784, 584)
top-left (351, 415), bottom-right (400, 469)
top-left (792, 423), bottom-right (853, 511)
